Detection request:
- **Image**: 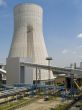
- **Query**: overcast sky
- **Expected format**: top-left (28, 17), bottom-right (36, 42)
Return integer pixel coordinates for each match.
top-left (0, 0), bottom-right (82, 67)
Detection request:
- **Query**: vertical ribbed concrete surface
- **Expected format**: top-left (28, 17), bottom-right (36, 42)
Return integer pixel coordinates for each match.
top-left (9, 4), bottom-right (53, 80)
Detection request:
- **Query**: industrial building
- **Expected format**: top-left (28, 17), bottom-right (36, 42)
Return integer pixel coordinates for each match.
top-left (6, 3), bottom-right (82, 87)
top-left (53, 63), bottom-right (82, 89)
top-left (7, 3), bottom-right (54, 84)
top-left (7, 58), bottom-right (33, 84)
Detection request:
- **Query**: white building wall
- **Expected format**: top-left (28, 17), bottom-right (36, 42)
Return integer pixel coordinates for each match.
top-left (25, 66), bottom-right (33, 84)
top-left (20, 57), bottom-right (33, 84)
top-left (6, 58), bottom-right (20, 84)
top-left (7, 57), bottom-right (33, 84)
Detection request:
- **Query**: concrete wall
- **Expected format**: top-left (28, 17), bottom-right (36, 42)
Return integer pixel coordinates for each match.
top-left (7, 57), bottom-right (33, 84)
top-left (6, 58), bottom-right (20, 84)
top-left (25, 66), bottom-right (33, 84)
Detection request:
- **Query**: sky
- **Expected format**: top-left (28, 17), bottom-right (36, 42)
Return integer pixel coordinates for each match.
top-left (0, 0), bottom-right (82, 67)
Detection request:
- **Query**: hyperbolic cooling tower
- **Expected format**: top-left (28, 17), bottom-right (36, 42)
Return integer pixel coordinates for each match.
top-left (8, 3), bottom-right (53, 80)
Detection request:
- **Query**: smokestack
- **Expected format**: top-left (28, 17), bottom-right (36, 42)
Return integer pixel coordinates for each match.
top-left (80, 62), bottom-right (82, 70)
top-left (74, 62), bottom-right (76, 69)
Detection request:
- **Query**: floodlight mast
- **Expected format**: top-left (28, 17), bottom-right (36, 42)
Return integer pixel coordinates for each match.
top-left (46, 57), bottom-right (52, 84)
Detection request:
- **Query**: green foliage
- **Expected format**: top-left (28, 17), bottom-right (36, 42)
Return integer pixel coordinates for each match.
top-left (57, 83), bottom-right (64, 86)
top-left (0, 99), bottom-right (28, 110)
top-left (0, 97), bottom-right (39, 110)
top-left (50, 104), bottom-right (68, 110)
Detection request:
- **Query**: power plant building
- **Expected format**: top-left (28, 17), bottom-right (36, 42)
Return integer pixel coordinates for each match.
top-left (7, 3), bottom-right (54, 84)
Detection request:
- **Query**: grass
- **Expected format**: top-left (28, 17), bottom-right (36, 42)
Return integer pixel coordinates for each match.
top-left (0, 97), bottom-right (38, 110)
top-left (0, 99), bottom-right (27, 110)
top-left (50, 103), bottom-right (69, 110)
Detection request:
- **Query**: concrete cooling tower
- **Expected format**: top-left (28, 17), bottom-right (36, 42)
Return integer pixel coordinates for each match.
top-left (7, 3), bottom-right (54, 83)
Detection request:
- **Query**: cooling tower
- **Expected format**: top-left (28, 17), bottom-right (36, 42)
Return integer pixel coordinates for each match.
top-left (8, 3), bottom-right (54, 81)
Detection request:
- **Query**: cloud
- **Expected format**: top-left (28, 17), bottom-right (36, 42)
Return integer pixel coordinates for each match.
top-left (62, 49), bottom-right (68, 54)
top-left (79, 56), bottom-right (82, 58)
top-left (78, 45), bottom-right (82, 48)
top-left (74, 0), bottom-right (82, 9)
top-left (0, 0), bottom-right (6, 6)
top-left (72, 51), bottom-right (77, 55)
top-left (77, 33), bottom-right (82, 38)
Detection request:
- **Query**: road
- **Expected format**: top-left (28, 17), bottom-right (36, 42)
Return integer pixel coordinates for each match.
top-left (16, 98), bottom-right (62, 110)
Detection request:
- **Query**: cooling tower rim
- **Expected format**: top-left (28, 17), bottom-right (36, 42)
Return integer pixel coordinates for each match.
top-left (14, 3), bottom-right (43, 11)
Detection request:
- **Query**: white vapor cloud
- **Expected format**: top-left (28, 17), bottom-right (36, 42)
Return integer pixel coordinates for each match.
top-left (0, 0), bottom-right (6, 6)
top-left (77, 33), bottom-right (82, 38)
top-left (62, 49), bottom-right (68, 54)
